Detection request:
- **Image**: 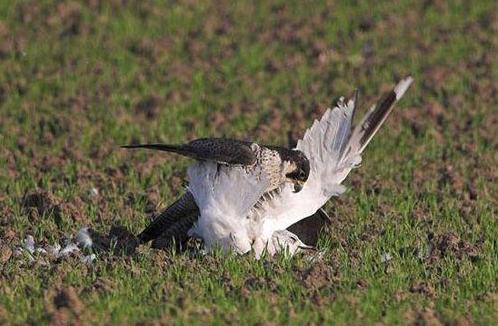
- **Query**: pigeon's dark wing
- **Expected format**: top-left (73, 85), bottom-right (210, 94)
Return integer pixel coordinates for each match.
top-left (122, 138), bottom-right (257, 166)
top-left (138, 191), bottom-right (199, 244)
top-left (151, 213), bottom-right (197, 249)
top-left (286, 208), bottom-right (331, 246)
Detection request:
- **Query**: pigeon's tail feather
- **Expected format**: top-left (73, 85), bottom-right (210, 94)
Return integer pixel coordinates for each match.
top-left (341, 76), bottom-right (413, 163)
top-left (296, 76), bottom-right (413, 194)
top-left (138, 191), bottom-right (199, 244)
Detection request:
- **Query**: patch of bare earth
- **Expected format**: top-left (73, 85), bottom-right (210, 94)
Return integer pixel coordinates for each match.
top-left (21, 190), bottom-right (85, 225)
top-left (44, 286), bottom-right (85, 326)
top-left (405, 306), bottom-right (444, 326)
top-left (0, 240), bottom-right (12, 263)
top-left (410, 282), bottom-right (436, 299)
top-left (295, 260), bottom-right (338, 291)
top-left (426, 232), bottom-right (480, 263)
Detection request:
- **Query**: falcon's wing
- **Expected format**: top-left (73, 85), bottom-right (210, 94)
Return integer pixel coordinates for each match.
top-left (256, 77), bottom-right (414, 233)
top-left (122, 138), bottom-right (256, 166)
top-left (137, 191), bottom-right (198, 244)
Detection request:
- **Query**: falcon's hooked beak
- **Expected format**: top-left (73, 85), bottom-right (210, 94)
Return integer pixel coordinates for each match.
top-left (293, 180), bottom-right (305, 193)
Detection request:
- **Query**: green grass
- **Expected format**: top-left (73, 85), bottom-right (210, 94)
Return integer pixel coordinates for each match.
top-left (1, 0), bottom-right (497, 324)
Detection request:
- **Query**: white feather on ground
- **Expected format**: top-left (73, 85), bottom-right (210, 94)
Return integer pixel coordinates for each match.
top-left (14, 227), bottom-right (96, 265)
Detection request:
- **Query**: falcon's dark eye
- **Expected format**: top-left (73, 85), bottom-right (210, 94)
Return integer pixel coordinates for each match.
top-left (295, 167), bottom-right (309, 182)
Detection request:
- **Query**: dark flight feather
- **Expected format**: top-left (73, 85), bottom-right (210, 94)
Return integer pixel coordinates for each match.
top-left (151, 213), bottom-right (198, 249)
top-left (138, 191), bottom-right (199, 244)
top-left (341, 76), bottom-right (413, 161)
top-left (122, 138), bottom-right (257, 166)
top-left (286, 208), bottom-right (331, 246)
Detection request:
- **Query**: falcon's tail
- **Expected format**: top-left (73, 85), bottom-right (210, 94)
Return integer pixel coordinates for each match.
top-left (121, 143), bottom-right (189, 156)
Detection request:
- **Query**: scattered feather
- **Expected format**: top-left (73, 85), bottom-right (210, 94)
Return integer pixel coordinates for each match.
top-left (15, 229), bottom-right (97, 266)
top-left (89, 187), bottom-right (99, 198)
top-left (381, 252), bottom-right (392, 263)
top-left (81, 254), bottom-right (96, 265)
top-left (76, 227), bottom-right (93, 248)
top-left (59, 243), bottom-right (80, 256)
top-left (47, 243), bottom-right (61, 257)
top-left (23, 235), bottom-right (35, 254)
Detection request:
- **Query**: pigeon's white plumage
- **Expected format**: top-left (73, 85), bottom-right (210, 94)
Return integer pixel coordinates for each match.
top-left (187, 162), bottom-right (270, 254)
top-left (187, 77), bottom-right (413, 257)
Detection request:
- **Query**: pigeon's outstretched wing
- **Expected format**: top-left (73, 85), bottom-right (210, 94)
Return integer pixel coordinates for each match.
top-left (122, 138), bottom-right (257, 166)
top-left (150, 213), bottom-right (198, 249)
top-left (286, 208), bottom-right (331, 246)
top-left (137, 191), bottom-right (199, 244)
top-left (254, 77), bottom-right (414, 235)
top-left (187, 161), bottom-right (270, 253)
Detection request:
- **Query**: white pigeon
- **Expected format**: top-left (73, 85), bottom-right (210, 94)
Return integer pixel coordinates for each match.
top-left (187, 77), bottom-right (413, 257)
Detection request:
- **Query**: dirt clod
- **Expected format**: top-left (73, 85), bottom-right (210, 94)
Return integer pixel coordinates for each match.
top-left (45, 286), bottom-right (85, 326)
top-left (296, 261), bottom-right (336, 290)
top-left (0, 241), bottom-right (12, 263)
top-left (410, 282), bottom-right (436, 298)
top-left (53, 287), bottom-right (84, 314)
top-left (21, 190), bottom-right (86, 225)
top-left (88, 225), bottom-right (138, 255)
top-left (418, 307), bottom-right (443, 326)
top-left (22, 190), bottom-right (61, 220)
top-left (135, 96), bottom-right (161, 119)
top-left (427, 232), bottom-right (480, 262)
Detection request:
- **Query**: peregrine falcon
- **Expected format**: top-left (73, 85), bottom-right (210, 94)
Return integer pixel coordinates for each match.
top-left (122, 139), bottom-right (310, 193)
top-left (126, 76), bottom-right (413, 256)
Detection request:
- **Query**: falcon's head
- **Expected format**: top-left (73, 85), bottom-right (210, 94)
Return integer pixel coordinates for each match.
top-left (281, 149), bottom-right (310, 193)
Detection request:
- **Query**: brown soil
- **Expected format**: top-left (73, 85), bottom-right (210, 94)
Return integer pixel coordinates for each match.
top-left (426, 232), bottom-right (480, 263)
top-left (0, 241), bottom-right (12, 263)
top-left (21, 190), bottom-right (85, 225)
top-left (45, 286), bottom-right (84, 326)
top-left (296, 260), bottom-right (337, 290)
top-left (88, 224), bottom-right (139, 255)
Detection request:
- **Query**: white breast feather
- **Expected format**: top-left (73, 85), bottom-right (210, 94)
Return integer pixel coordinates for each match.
top-left (187, 162), bottom-right (270, 253)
